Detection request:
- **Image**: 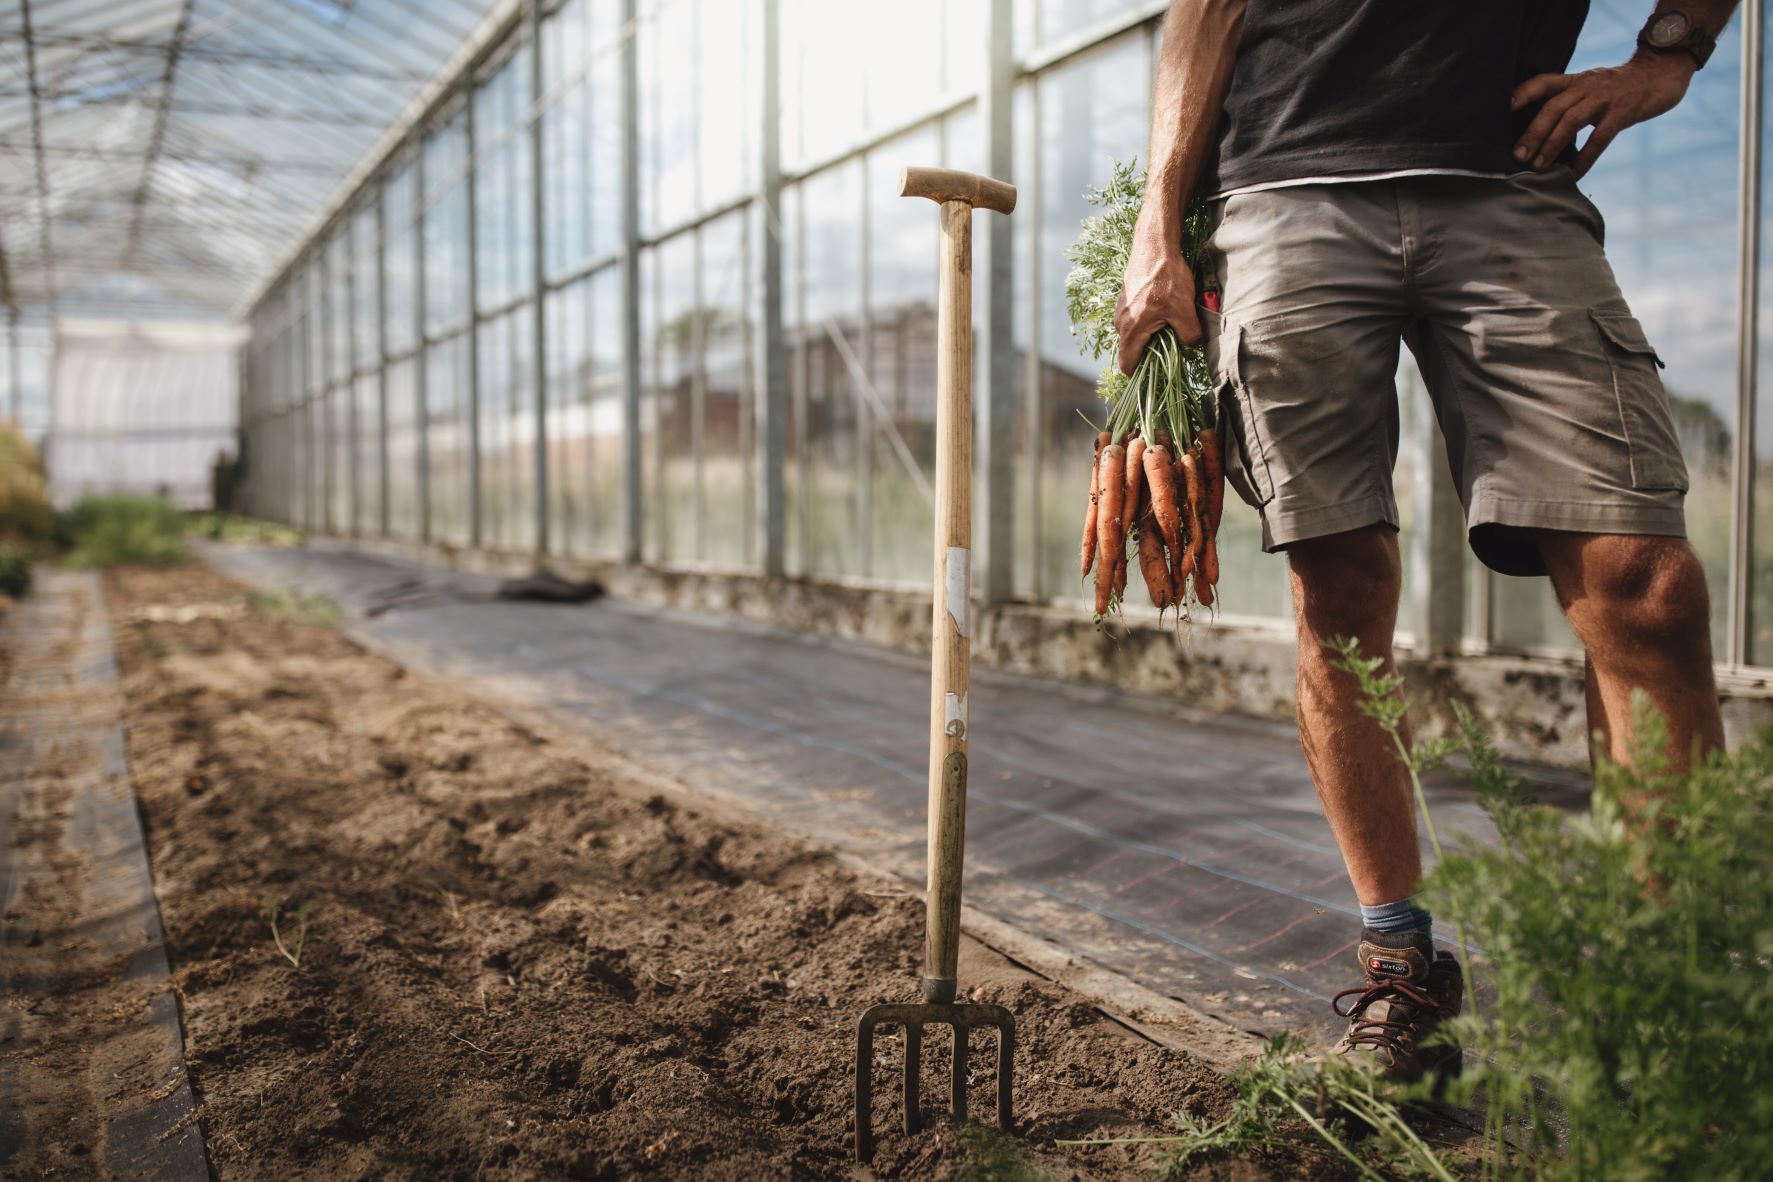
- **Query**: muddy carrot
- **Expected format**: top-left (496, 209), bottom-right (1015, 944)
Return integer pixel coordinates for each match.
top-left (1179, 449), bottom-right (1206, 603)
top-left (1172, 457), bottom-right (1195, 586)
top-left (1080, 433), bottom-right (1106, 581)
top-left (1124, 434), bottom-right (1146, 538)
top-left (1143, 443), bottom-right (1181, 558)
top-left (1094, 442), bottom-right (1126, 615)
top-left (1136, 509), bottom-right (1170, 612)
top-left (1197, 427), bottom-right (1226, 536)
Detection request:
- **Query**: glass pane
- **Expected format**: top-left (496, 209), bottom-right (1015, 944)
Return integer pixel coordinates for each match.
top-left (866, 127), bottom-right (941, 585)
top-left (546, 282), bottom-right (593, 555)
top-left (356, 372), bottom-right (382, 536)
top-left (588, 4), bottom-right (622, 258)
top-left (383, 162), bottom-right (419, 356)
top-left (327, 234), bottom-right (351, 384)
top-left (330, 386), bottom-right (352, 529)
top-left (1034, 0), bottom-right (1151, 49)
top-left (425, 113), bottom-right (471, 335)
top-left (428, 334), bottom-right (471, 545)
top-left (386, 357), bottom-right (421, 540)
top-left (781, 0), bottom-right (863, 170)
top-left (543, 0), bottom-right (592, 279)
top-left (353, 203), bottom-right (381, 370)
top-left (588, 266), bottom-right (625, 558)
top-left (1493, 4), bottom-right (1741, 653)
top-left (796, 161), bottom-right (863, 577)
top-left (475, 54), bottom-right (534, 310)
top-left (653, 232), bottom-right (697, 564)
top-left (697, 0), bottom-right (754, 213)
top-left (1034, 37), bottom-right (1155, 605)
top-left (702, 212), bottom-right (751, 568)
top-left (639, 0), bottom-right (698, 235)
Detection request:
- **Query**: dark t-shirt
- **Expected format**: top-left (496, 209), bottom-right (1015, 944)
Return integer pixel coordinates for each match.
top-left (1209, 1), bottom-right (1591, 193)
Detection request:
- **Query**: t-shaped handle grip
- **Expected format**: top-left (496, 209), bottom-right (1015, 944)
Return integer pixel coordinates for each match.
top-left (898, 166), bottom-right (1017, 215)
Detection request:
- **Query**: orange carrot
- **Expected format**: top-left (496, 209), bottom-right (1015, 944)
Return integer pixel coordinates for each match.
top-left (1179, 448), bottom-right (1206, 604)
top-left (1143, 443), bottom-right (1181, 558)
top-left (1172, 456), bottom-right (1195, 587)
top-left (1197, 428), bottom-right (1226, 536)
top-left (1080, 433), bottom-right (1105, 580)
top-left (1124, 434), bottom-right (1146, 537)
top-left (1094, 442), bottom-right (1126, 615)
top-left (1136, 508), bottom-right (1170, 612)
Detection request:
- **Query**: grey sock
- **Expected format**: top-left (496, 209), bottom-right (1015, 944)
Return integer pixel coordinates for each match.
top-left (1359, 896), bottom-right (1433, 941)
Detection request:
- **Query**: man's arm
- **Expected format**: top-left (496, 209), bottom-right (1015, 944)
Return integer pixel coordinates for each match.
top-left (1513, 1), bottom-right (1741, 178)
top-left (1113, 0), bottom-right (1246, 376)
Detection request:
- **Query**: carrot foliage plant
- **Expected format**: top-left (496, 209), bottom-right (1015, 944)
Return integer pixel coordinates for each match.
top-left (1081, 642), bottom-right (1773, 1181)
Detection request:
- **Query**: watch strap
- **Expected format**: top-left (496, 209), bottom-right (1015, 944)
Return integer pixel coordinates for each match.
top-left (1639, 12), bottom-right (1718, 69)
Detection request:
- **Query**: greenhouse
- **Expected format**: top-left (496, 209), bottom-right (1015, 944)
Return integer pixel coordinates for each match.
top-left (5, 1), bottom-right (1773, 1178)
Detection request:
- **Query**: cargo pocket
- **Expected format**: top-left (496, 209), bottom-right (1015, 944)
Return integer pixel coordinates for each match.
top-left (1203, 314), bottom-right (1276, 509)
top-left (1590, 308), bottom-right (1689, 492)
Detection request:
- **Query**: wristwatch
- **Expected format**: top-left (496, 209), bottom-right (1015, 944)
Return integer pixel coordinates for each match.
top-left (1638, 9), bottom-right (1717, 69)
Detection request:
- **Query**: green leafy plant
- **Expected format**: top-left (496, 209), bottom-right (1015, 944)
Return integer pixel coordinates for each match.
top-left (262, 895), bottom-right (318, 968)
top-left (60, 494), bottom-right (188, 567)
top-left (1071, 641), bottom-right (1773, 1180)
top-left (0, 423), bottom-right (54, 552)
top-left (958, 1119), bottom-right (1050, 1182)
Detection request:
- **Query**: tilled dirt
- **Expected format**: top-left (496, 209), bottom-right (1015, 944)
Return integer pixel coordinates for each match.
top-left (98, 562), bottom-right (1340, 1181)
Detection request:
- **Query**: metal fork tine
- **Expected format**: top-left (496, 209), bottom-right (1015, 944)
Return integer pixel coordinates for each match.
top-left (995, 1015), bottom-right (1014, 1132)
top-left (855, 1013), bottom-right (875, 1162)
top-left (951, 1023), bottom-right (968, 1122)
top-left (904, 1022), bottom-right (922, 1135)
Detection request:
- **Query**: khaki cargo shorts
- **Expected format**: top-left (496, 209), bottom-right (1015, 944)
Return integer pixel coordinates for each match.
top-left (1196, 166), bottom-right (1688, 577)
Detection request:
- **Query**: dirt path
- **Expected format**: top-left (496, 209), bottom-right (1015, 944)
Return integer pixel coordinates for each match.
top-left (97, 563), bottom-right (1339, 1180)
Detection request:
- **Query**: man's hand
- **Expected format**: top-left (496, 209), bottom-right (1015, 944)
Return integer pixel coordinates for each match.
top-left (1114, 218), bottom-right (1203, 376)
top-left (1512, 52), bottom-right (1696, 179)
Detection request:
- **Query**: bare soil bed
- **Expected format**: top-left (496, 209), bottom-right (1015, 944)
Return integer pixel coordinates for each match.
top-left (101, 562), bottom-right (1337, 1180)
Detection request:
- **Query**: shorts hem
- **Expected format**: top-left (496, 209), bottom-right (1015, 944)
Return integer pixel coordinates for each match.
top-left (1261, 494), bottom-right (1400, 552)
top-left (1467, 493), bottom-right (1687, 539)
top-left (1467, 493), bottom-right (1687, 576)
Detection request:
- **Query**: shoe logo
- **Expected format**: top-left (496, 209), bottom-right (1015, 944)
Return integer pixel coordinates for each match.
top-left (1369, 956), bottom-right (1412, 977)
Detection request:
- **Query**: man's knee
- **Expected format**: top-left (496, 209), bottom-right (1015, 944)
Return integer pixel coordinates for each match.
top-left (1288, 527), bottom-right (1403, 635)
top-left (1558, 535), bottom-right (1712, 653)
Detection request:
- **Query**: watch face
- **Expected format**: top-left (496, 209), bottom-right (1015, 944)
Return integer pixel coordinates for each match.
top-left (1649, 10), bottom-right (1692, 47)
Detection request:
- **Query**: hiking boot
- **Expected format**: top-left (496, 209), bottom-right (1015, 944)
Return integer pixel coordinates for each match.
top-left (1331, 927), bottom-right (1464, 1085)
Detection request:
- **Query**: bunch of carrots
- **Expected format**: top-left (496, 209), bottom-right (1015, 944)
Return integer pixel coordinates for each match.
top-left (1064, 160), bottom-right (1224, 623)
top-left (1082, 421), bottom-right (1223, 620)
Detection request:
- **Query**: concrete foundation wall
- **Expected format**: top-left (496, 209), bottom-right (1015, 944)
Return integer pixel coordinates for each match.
top-left (315, 536), bottom-right (1773, 772)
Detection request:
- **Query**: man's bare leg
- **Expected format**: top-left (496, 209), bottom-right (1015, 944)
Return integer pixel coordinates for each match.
top-left (1537, 532), bottom-right (1724, 769)
top-left (1287, 525), bottom-right (1421, 906)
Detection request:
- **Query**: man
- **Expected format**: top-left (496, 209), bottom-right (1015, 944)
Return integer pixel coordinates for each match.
top-left (1118, 1), bottom-right (1735, 1081)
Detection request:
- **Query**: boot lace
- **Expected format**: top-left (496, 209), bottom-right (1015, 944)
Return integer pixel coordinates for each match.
top-left (1332, 977), bottom-right (1441, 1050)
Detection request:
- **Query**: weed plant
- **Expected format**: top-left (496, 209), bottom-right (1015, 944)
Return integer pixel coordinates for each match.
top-left (189, 511), bottom-right (304, 547)
top-left (247, 587), bottom-right (339, 628)
top-left (61, 495), bottom-right (188, 567)
top-left (262, 895), bottom-right (317, 968)
top-left (0, 424), bottom-right (54, 551)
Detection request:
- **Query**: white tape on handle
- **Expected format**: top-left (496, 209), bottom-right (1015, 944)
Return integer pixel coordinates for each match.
top-left (944, 546), bottom-right (970, 639)
top-left (944, 691), bottom-right (968, 739)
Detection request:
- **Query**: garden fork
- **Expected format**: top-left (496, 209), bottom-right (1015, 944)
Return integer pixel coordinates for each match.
top-left (854, 166), bottom-right (1017, 1164)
